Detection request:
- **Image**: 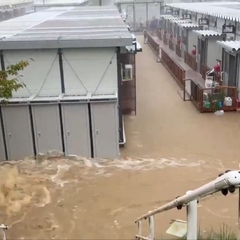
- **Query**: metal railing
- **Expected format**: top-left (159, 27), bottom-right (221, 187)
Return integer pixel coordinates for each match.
top-left (0, 225), bottom-right (8, 240)
top-left (135, 170), bottom-right (240, 240)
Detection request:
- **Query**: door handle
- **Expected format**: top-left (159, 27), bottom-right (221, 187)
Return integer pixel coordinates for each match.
top-left (95, 130), bottom-right (99, 136)
top-left (8, 133), bottom-right (11, 139)
top-left (38, 132), bottom-right (41, 138)
top-left (67, 131), bottom-right (70, 137)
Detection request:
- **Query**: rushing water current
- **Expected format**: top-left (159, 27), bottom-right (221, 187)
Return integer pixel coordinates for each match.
top-left (2, 37), bottom-right (240, 239)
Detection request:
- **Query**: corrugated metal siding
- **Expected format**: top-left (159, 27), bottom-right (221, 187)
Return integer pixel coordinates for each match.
top-left (170, 19), bottom-right (191, 24)
top-left (167, 2), bottom-right (240, 22)
top-left (217, 40), bottom-right (240, 52)
top-left (178, 22), bottom-right (199, 28)
top-left (193, 30), bottom-right (222, 37)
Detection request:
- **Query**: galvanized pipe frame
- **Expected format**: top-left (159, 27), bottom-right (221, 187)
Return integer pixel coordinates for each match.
top-left (135, 170), bottom-right (240, 240)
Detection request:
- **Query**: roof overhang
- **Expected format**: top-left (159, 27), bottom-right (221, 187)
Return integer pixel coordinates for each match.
top-left (193, 30), bottom-right (223, 38)
top-left (217, 40), bottom-right (240, 53)
top-left (126, 41), bottom-right (142, 53)
top-left (0, 37), bottom-right (133, 50)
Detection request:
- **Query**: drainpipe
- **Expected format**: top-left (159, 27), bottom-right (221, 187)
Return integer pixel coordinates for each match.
top-left (117, 47), bottom-right (123, 143)
top-left (234, 20), bottom-right (237, 40)
top-left (0, 51), bottom-right (5, 71)
top-left (234, 52), bottom-right (238, 86)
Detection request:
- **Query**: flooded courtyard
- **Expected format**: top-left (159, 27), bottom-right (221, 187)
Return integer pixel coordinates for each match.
top-left (1, 37), bottom-right (240, 239)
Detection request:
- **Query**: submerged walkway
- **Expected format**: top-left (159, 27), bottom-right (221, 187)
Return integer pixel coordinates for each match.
top-left (121, 36), bottom-right (240, 161)
top-left (153, 36), bottom-right (205, 88)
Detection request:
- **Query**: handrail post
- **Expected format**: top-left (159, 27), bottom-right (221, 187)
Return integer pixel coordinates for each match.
top-left (144, 31), bottom-right (148, 44)
top-left (137, 220), bottom-right (142, 240)
top-left (186, 191), bottom-right (198, 240)
top-left (149, 215), bottom-right (154, 240)
top-left (157, 45), bottom-right (161, 63)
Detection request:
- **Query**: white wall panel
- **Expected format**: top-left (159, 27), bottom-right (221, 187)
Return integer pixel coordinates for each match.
top-left (4, 49), bottom-right (61, 97)
top-left (62, 48), bottom-right (117, 95)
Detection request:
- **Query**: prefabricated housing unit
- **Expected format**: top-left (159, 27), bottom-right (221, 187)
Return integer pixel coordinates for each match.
top-left (164, 2), bottom-right (240, 92)
top-left (0, 6), bottom-right (133, 160)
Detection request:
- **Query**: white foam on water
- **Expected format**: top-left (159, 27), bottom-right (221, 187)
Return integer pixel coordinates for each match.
top-left (85, 157), bottom-right (205, 172)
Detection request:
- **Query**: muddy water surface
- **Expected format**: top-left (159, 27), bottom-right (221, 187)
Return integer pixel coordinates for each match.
top-left (0, 37), bottom-right (240, 239)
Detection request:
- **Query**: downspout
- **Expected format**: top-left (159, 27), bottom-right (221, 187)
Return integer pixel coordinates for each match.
top-left (117, 47), bottom-right (124, 144)
top-left (0, 51), bottom-right (5, 71)
top-left (234, 52), bottom-right (239, 87)
top-left (221, 34), bottom-right (227, 84)
top-left (133, 42), bottom-right (137, 115)
top-left (234, 20), bottom-right (237, 41)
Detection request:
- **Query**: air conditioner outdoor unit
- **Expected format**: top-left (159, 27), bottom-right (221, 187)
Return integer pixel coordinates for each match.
top-left (122, 64), bottom-right (133, 81)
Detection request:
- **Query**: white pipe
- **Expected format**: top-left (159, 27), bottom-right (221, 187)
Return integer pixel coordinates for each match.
top-left (186, 191), bottom-right (198, 240)
top-left (238, 188), bottom-right (240, 240)
top-left (137, 221), bottom-right (142, 239)
top-left (135, 170), bottom-right (240, 222)
top-left (149, 216), bottom-right (154, 240)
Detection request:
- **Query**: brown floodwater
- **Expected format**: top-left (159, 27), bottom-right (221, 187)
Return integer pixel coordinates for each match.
top-left (1, 37), bottom-right (240, 239)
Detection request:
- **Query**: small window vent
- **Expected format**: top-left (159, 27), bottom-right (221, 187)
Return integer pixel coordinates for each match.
top-left (122, 64), bottom-right (133, 81)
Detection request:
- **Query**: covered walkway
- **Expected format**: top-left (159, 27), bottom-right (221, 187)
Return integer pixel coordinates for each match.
top-left (121, 36), bottom-right (240, 162)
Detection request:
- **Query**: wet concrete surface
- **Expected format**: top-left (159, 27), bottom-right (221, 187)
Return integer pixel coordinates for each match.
top-left (0, 36), bottom-right (240, 239)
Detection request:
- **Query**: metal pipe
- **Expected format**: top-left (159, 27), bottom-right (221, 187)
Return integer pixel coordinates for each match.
top-left (0, 51), bottom-right (5, 71)
top-left (238, 188), bottom-right (240, 240)
top-left (149, 216), bottom-right (154, 240)
top-left (186, 190), bottom-right (198, 240)
top-left (135, 170), bottom-right (240, 222)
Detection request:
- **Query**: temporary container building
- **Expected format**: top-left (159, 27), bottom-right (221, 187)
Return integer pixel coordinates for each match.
top-left (0, 6), bottom-right (133, 160)
top-left (177, 22), bottom-right (202, 58)
top-left (192, 30), bottom-right (225, 73)
top-left (217, 40), bottom-right (240, 95)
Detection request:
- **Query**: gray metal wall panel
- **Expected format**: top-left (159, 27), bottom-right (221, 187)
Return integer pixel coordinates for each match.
top-left (91, 101), bottom-right (119, 159)
top-left (207, 38), bottom-right (222, 68)
top-left (32, 104), bottom-right (62, 154)
top-left (2, 105), bottom-right (34, 160)
top-left (61, 103), bottom-right (91, 157)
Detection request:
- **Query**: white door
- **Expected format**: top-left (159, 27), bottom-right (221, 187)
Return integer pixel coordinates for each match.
top-left (91, 102), bottom-right (119, 159)
top-left (32, 105), bottom-right (62, 154)
top-left (2, 105), bottom-right (34, 160)
top-left (61, 103), bottom-right (91, 157)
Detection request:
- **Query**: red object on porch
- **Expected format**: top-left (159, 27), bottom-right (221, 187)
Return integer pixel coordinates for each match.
top-left (177, 38), bottom-right (181, 46)
top-left (214, 64), bottom-right (221, 73)
top-left (236, 100), bottom-right (240, 111)
top-left (191, 49), bottom-right (196, 56)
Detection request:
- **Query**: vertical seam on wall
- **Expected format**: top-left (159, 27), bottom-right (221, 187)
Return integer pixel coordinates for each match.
top-left (88, 103), bottom-right (94, 158)
top-left (0, 107), bottom-right (8, 160)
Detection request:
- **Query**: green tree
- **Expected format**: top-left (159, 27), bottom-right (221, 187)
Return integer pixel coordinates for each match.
top-left (0, 60), bottom-right (29, 99)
